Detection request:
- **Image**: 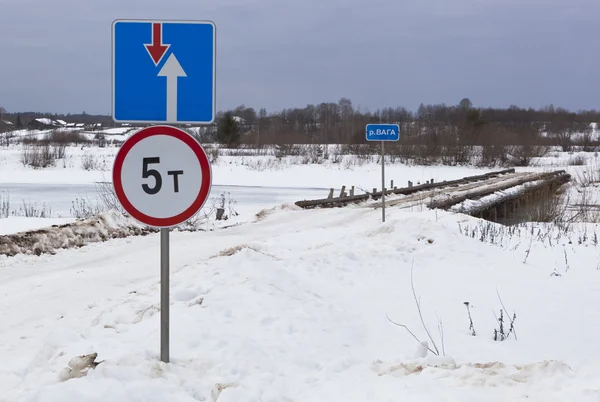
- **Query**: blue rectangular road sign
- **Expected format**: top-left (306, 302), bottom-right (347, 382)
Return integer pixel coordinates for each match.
top-left (112, 19), bottom-right (216, 124)
top-left (366, 124), bottom-right (400, 141)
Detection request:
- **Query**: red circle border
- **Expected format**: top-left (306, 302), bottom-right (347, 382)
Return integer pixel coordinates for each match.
top-left (112, 125), bottom-right (212, 228)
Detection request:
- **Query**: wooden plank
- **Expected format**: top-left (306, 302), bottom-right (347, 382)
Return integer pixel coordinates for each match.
top-left (428, 171), bottom-right (569, 211)
top-left (454, 173), bottom-right (571, 216)
top-left (294, 168), bottom-right (516, 209)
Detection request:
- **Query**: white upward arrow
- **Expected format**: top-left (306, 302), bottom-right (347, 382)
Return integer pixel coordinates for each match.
top-left (158, 53), bottom-right (187, 122)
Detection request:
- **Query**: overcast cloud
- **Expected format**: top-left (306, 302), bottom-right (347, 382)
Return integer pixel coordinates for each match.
top-left (1, 0), bottom-right (599, 115)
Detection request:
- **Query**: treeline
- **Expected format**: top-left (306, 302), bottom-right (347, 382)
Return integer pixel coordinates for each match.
top-left (219, 98), bottom-right (599, 152)
top-left (4, 98), bottom-right (600, 154)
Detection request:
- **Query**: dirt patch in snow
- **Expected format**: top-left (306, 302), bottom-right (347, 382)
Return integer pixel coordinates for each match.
top-left (0, 211), bottom-right (157, 257)
top-left (254, 203), bottom-right (300, 222)
top-left (212, 244), bottom-right (258, 257)
top-left (373, 358), bottom-right (573, 384)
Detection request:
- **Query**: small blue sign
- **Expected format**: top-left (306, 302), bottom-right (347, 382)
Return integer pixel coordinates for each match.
top-left (112, 19), bottom-right (216, 124)
top-left (366, 124), bottom-right (400, 141)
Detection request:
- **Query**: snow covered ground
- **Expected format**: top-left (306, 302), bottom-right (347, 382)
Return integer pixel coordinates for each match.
top-left (1, 206), bottom-right (600, 401)
top-left (1, 138), bottom-right (600, 400)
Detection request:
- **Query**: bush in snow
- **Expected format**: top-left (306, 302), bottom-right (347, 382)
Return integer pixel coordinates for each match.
top-left (463, 302), bottom-right (476, 336)
top-left (44, 130), bottom-right (89, 145)
top-left (0, 191), bottom-right (52, 218)
top-left (524, 183), bottom-right (569, 223)
top-left (53, 143), bottom-right (67, 159)
top-left (0, 190), bottom-right (9, 218)
top-left (16, 200), bottom-right (52, 218)
top-left (81, 153), bottom-right (103, 170)
top-left (568, 155), bottom-right (586, 166)
top-left (69, 181), bottom-right (125, 219)
top-left (493, 308), bottom-right (517, 342)
top-left (574, 165), bottom-right (600, 187)
top-left (70, 197), bottom-right (106, 219)
top-left (463, 291), bottom-right (517, 342)
top-left (0, 131), bottom-right (14, 147)
top-left (20, 143), bottom-right (56, 169)
top-left (204, 144), bottom-right (220, 163)
top-left (69, 182), bottom-right (239, 232)
top-left (274, 144), bottom-right (304, 158)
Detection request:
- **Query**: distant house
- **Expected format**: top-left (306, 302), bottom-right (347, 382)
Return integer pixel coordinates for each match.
top-left (87, 122), bottom-right (103, 130)
top-left (28, 118), bottom-right (64, 130)
top-left (0, 120), bottom-right (14, 132)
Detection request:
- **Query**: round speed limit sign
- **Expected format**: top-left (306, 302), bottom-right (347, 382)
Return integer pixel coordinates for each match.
top-left (112, 125), bottom-right (212, 228)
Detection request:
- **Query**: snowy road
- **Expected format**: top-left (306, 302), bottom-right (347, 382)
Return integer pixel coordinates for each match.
top-left (2, 205), bottom-right (600, 401)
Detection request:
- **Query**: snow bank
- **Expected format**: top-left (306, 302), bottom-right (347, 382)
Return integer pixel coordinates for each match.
top-left (2, 207), bottom-right (600, 400)
top-left (0, 211), bottom-right (154, 256)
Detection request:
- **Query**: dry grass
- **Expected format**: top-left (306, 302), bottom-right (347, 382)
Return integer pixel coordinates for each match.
top-left (523, 184), bottom-right (569, 223)
top-left (574, 165), bottom-right (600, 187)
top-left (568, 155), bottom-right (587, 166)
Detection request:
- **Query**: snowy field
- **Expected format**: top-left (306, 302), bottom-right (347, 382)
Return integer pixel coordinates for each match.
top-left (0, 143), bottom-right (497, 187)
top-left (2, 206), bottom-right (600, 401)
top-left (1, 136), bottom-right (600, 400)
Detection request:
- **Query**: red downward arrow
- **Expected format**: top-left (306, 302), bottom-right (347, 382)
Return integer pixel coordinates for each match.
top-left (144, 23), bottom-right (170, 65)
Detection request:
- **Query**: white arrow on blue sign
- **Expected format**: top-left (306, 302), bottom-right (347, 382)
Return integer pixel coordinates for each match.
top-left (366, 124), bottom-right (400, 141)
top-left (112, 19), bottom-right (216, 124)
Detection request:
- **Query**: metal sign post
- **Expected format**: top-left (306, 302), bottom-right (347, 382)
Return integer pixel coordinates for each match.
top-left (112, 19), bottom-right (216, 363)
top-left (366, 124), bottom-right (400, 222)
top-left (112, 126), bottom-right (213, 363)
top-left (160, 227), bottom-right (170, 362)
top-left (381, 140), bottom-right (386, 222)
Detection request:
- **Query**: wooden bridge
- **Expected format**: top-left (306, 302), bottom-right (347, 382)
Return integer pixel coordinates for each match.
top-left (294, 169), bottom-right (571, 223)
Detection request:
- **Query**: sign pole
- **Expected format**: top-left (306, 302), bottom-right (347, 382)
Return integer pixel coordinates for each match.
top-left (160, 227), bottom-right (170, 363)
top-left (365, 123), bottom-right (398, 223)
top-left (381, 140), bottom-right (386, 223)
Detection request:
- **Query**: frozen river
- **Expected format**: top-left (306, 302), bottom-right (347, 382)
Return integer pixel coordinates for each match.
top-left (0, 183), bottom-right (330, 219)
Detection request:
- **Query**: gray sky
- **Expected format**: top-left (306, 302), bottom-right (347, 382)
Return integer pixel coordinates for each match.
top-left (1, 0), bottom-right (599, 115)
